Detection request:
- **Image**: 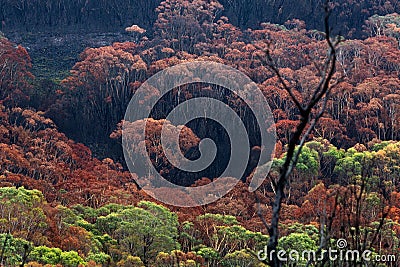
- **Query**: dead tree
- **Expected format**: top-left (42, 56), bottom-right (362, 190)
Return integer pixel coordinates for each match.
top-left (257, 4), bottom-right (341, 267)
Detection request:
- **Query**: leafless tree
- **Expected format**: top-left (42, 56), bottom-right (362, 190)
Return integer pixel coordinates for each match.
top-left (256, 4), bottom-right (341, 266)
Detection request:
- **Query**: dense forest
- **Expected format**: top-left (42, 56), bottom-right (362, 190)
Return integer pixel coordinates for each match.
top-left (0, 0), bottom-right (400, 266)
top-left (1, 0), bottom-right (399, 38)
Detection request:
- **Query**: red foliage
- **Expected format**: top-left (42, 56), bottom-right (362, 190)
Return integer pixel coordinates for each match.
top-left (0, 103), bottom-right (141, 207)
top-left (0, 37), bottom-right (33, 106)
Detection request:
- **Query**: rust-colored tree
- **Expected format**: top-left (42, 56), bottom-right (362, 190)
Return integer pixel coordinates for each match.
top-left (0, 37), bottom-right (33, 107)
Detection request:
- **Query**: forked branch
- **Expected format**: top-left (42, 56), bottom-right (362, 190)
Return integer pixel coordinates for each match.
top-left (256, 3), bottom-right (341, 266)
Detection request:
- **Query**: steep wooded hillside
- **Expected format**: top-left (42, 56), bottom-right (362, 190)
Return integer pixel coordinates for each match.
top-left (1, 0), bottom-right (399, 37)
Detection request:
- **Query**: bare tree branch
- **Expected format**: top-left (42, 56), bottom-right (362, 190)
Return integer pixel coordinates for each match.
top-left (256, 3), bottom-right (341, 266)
top-left (264, 48), bottom-right (306, 115)
top-left (255, 193), bottom-right (271, 232)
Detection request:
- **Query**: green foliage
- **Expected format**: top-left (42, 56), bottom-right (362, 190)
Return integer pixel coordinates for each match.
top-left (180, 221), bottom-right (201, 251)
top-left (60, 250), bottom-right (85, 267)
top-left (95, 212), bottom-right (122, 236)
top-left (278, 233), bottom-right (318, 266)
top-left (217, 225), bottom-right (269, 252)
top-left (197, 246), bottom-right (220, 261)
top-left (331, 142), bottom-right (400, 190)
top-left (72, 204), bottom-right (97, 222)
top-left (196, 213), bottom-right (268, 258)
top-left (197, 213), bottom-right (239, 226)
top-left (76, 219), bottom-right (95, 232)
top-left (371, 141), bottom-right (393, 152)
top-left (116, 201), bottom-right (179, 264)
top-left (284, 223), bottom-right (319, 244)
top-left (334, 153), bottom-right (364, 182)
top-left (71, 201), bottom-right (180, 265)
top-left (57, 205), bottom-right (81, 226)
top-left (117, 255), bottom-right (145, 267)
top-left (221, 249), bottom-right (266, 267)
top-left (274, 145), bottom-right (320, 177)
top-left (0, 234), bottom-right (31, 266)
top-left (92, 233), bottom-right (117, 248)
top-left (0, 140), bottom-right (399, 267)
top-left (0, 186), bottom-right (45, 209)
top-left (95, 203), bottom-right (125, 217)
top-left (0, 187), bottom-right (47, 243)
top-left (30, 247), bottom-right (85, 266)
top-left (30, 246), bottom-right (62, 265)
top-left (323, 146), bottom-right (346, 160)
top-left (86, 252), bottom-right (111, 264)
top-left (278, 232), bottom-right (318, 251)
top-left (294, 146), bottom-right (320, 176)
